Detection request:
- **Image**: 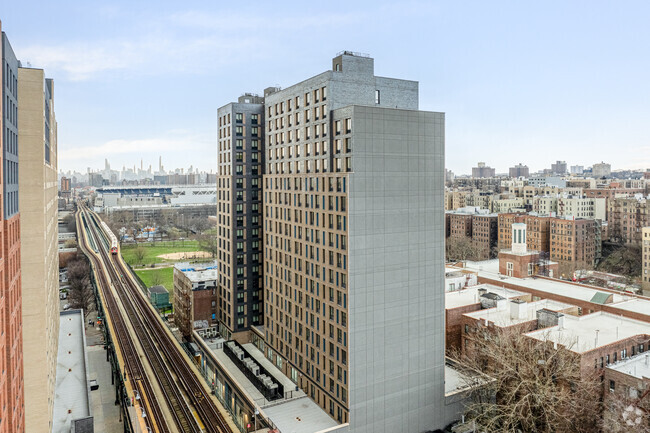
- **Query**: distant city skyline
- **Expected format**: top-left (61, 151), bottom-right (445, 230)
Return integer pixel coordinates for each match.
top-left (3, 1), bottom-right (650, 174)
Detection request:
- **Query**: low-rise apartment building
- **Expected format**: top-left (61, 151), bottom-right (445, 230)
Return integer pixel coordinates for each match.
top-left (173, 262), bottom-right (219, 339)
top-left (445, 284), bottom-right (529, 353)
top-left (526, 312), bottom-right (650, 379)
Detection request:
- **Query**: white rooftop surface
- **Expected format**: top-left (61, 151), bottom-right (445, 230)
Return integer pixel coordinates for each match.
top-left (611, 298), bottom-right (650, 318)
top-left (464, 299), bottom-right (576, 327)
top-left (175, 261), bottom-right (218, 282)
top-left (206, 340), bottom-right (338, 431)
top-left (263, 397), bottom-right (339, 433)
top-left (445, 284), bottom-right (525, 309)
top-left (463, 260), bottom-right (631, 304)
top-left (527, 312), bottom-right (650, 353)
top-left (608, 352), bottom-right (650, 379)
top-left (444, 365), bottom-right (466, 395)
top-left (53, 310), bottom-right (91, 432)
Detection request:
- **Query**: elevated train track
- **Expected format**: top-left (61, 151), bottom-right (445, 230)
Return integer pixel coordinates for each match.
top-left (77, 204), bottom-right (235, 433)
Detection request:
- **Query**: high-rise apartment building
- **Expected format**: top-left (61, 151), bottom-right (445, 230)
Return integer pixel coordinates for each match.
top-left (59, 176), bottom-right (71, 199)
top-left (607, 196), bottom-right (649, 245)
top-left (472, 161), bottom-right (495, 178)
top-left (258, 52), bottom-right (446, 432)
top-left (550, 217), bottom-right (597, 277)
top-left (1, 24), bottom-right (25, 433)
top-left (216, 93), bottom-right (265, 340)
top-left (551, 160), bottom-right (567, 175)
top-left (592, 161), bottom-right (611, 178)
top-left (18, 66), bottom-right (58, 432)
top-left (509, 163), bottom-right (529, 178)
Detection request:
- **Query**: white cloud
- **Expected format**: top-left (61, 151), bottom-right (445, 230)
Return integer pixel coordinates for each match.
top-left (17, 8), bottom-right (360, 82)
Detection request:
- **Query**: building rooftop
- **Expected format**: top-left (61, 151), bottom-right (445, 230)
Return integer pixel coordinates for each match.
top-left (445, 284), bottom-right (525, 310)
top-left (462, 259), bottom-right (631, 305)
top-left (53, 310), bottom-right (91, 432)
top-left (199, 336), bottom-right (338, 432)
top-left (464, 299), bottom-right (576, 327)
top-left (609, 299), bottom-right (650, 318)
top-left (526, 312), bottom-right (650, 353)
top-left (608, 352), bottom-right (650, 380)
top-left (148, 285), bottom-right (168, 294)
top-left (174, 261), bottom-right (218, 282)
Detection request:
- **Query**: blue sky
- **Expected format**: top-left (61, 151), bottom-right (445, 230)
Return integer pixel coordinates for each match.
top-left (2, 0), bottom-right (649, 175)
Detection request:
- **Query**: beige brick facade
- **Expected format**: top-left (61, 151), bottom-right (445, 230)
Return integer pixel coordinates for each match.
top-left (18, 67), bottom-right (58, 433)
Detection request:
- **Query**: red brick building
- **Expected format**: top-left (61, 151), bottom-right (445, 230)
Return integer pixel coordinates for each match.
top-left (445, 285), bottom-right (529, 353)
top-left (461, 299), bottom-right (579, 357)
top-left (471, 214), bottom-right (498, 259)
top-left (602, 353), bottom-right (650, 426)
top-left (526, 312), bottom-right (650, 380)
top-left (498, 213), bottom-right (551, 253)
top-left (1, 23), bottom-right (25, 433)
top-left (607, 196), bottom-right (649, 245)
top-left (448, 212), bottom-right (473, 239)
top-left (447, 208), bottom-right (498, 260)
top-left (550, 218), bottom-right (597, 277)
top-left (173, 262), bottom-right (219, 340)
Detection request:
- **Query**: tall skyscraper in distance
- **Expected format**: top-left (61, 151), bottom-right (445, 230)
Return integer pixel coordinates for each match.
top-left (216, 93), bottom-right (265, 339)
top-left (1, 23), bottom-right (25, 433)
top-left (257, 52), bottom-right (446, 432)
top-left (18, 66), bottom-right (58, 432)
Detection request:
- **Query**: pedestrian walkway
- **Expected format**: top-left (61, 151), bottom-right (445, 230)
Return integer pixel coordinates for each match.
top-left (86, 311), bottom-right (123, 433)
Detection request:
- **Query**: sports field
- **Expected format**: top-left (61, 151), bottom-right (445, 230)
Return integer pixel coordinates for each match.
top-left (120, 240), bottom-right (204, 266)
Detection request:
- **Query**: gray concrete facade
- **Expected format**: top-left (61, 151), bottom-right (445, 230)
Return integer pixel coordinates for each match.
top-left (345, 105), bottom-right (446, 433)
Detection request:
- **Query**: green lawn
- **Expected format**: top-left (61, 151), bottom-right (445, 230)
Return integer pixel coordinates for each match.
top-left (121, 240), bottom-right (205, 266)
top-left (134, 267), bottom-right (174, 294)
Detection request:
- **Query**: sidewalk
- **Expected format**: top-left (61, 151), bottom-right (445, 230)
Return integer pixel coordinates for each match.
top-left (85, 310), bottom-right (123, 433)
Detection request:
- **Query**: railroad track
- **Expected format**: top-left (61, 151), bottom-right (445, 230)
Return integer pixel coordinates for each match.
top-left (79, 205), bottom-right (234, 433)
top-left (78, 210), bottom-right (169, 433)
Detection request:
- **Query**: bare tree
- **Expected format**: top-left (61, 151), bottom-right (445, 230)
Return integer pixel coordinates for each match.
top-left (446, 236), bottom-right (481, 262)
top-left (453, 327), bottom-right (601, 433)
top-left (603, 392), bottom-right (650, 433)
top-left (198, 234), bottom-right (219, 258)
top-left (151, 270), bottom-right (164, 287)
top-left (67, 256), bottom-right (95, 317)
top-left (62, 213), bottom-right (76, 232)
top-left (191, 217), bottom-right (211, 236)
top-left (133, 246), bottom-right (146, 266)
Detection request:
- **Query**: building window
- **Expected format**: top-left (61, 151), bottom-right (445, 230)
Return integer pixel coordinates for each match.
top-left (375, 90), bottom-right (380, 104)
top-left (609, 380), bottom-right (615, 392)
top-left (235, 113), bottom-right (243, 123)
